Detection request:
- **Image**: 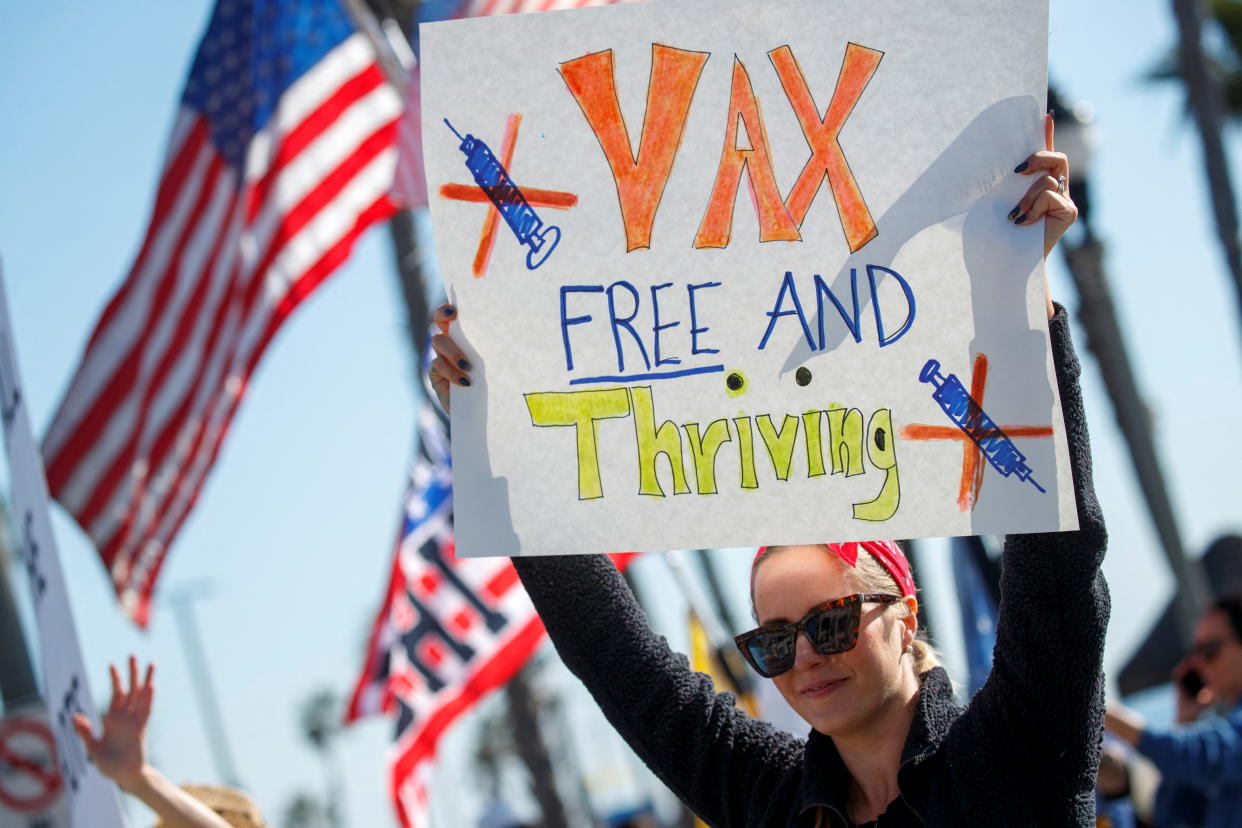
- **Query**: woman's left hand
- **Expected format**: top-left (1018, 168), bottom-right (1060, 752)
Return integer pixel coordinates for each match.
top-left (1010, 113), bottom-right (1077, 319)
top-left (1010, 113), bottom-right (1078, 257)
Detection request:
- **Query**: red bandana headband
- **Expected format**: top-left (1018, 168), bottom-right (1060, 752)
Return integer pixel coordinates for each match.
top-left (753, 541), bottom-right (917, 598)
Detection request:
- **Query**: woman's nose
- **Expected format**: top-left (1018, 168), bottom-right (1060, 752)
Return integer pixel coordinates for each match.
top-left (792, 629), bottom-right (825, 671)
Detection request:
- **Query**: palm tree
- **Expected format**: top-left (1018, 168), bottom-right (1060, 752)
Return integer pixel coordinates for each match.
top-left (1151, 1), bottom-right (1242, 114)
top-left (282, 792), bottom-right (333, 828)
top-left (1161, 0), bottom-right (1242, 355)
top-left (299, 688), bottom-right (346, 828)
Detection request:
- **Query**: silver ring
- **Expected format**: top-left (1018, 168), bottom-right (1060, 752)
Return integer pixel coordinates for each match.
top-left (1056, 174), bottom-right (1067, 195)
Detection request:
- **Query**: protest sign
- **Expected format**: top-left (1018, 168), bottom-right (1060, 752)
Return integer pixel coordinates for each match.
top-left (0, 703), bottom-right (69, 828)
top-left (0, 262), bottom-right (126, 827)
top-left (421, 0), bottom-right (1076, 558)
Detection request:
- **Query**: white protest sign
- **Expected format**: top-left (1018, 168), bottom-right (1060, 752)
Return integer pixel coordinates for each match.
top-left (0, 704), bottom-right (69, 828)
top-left (422, 0), bottom-right (1076, 558)
top-left (0, 262), bottom-right (127, 827)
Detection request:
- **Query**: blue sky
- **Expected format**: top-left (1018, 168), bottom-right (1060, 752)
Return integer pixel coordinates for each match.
top-left (2, 1), bottom-right (1242, 826)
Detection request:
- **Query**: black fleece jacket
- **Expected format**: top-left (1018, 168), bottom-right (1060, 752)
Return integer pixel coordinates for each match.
top-left (514, 306), bottom-right (1109, 827)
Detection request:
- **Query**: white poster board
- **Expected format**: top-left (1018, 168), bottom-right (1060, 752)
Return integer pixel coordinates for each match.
top-left (0, 262), bottom-right (127, 827)
top-left (422, 0), bottom-right (1076, 558)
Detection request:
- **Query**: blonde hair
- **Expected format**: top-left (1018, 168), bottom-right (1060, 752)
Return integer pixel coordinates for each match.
top-left (850, 548), bottom-right (941, 676)
top-left (153, 785), bottom-right (267, 828)
top-left (751, 544), bottom-right (942, 676)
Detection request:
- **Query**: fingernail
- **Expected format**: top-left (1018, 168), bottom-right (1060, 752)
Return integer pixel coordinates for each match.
top-left (457, 358), bottom-right (471, 371)
top-left (1015, 214), bottom-right (1028, 225)
top-left (459, 376), bottom-right (471, 386)
top-left (1007, 205), bottom-right (1021, 221)
top-left (1048, 108), bottom-right (1055, 121)
top-left (443, 304), bottom-right (456, 317)
top-left (1013, 161), bottom-right (1029, 173)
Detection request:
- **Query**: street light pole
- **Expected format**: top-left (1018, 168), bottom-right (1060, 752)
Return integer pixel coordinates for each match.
top-left (167, 581), bottom-right (243, 788)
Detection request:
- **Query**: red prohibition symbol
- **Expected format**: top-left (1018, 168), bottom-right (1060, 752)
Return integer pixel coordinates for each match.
top-left (0, 717), bottom-right (63, 813)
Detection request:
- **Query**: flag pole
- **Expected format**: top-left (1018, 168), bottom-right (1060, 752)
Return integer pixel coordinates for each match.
top-left (339, 0), bottom-right (414, 89)
top-left (339, 0), bottom-right (435, 370)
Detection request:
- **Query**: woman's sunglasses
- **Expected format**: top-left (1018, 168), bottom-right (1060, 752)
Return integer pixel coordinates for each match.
top-left (734, 593), bottom-right (901, 678)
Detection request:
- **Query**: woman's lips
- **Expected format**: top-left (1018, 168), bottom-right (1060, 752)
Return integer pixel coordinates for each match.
top-left (801, 677), bottom-right (847, 698)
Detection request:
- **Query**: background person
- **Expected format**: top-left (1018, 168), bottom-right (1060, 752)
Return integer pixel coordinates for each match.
top-left (1105, 597), bottom-right (1242, 828)
top-left (72, 657), bottom-right (266, 828)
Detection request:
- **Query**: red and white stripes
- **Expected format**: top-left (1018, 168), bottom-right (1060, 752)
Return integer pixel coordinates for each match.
top-left (43, 32), bottom-right (402, 625)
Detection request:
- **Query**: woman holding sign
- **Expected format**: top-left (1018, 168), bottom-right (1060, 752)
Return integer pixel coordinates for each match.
top-left (431, 116), bottom-right (1106, 827)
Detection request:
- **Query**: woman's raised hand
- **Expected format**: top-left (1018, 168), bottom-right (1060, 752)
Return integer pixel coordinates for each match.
top-left (428, 304), bottom-right (472, 413)
top-left (1010, 112), bottom-right (1078, 257)
top-left (74, 658), bottom-right (235, 827)
top-left (71, 656), bottom-right (154, 792)
top-left (1009, 113), bottom-right (1077, 318)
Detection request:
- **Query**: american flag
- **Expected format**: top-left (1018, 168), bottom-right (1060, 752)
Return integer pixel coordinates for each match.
top-left (347, 397), bottom-right (636, 827)
top-left (41, 0), bottom-right (402, 626)
top-left (389, 0), bottom-right (645, 209)
top-left (345, 399), bottom-right (550, 828)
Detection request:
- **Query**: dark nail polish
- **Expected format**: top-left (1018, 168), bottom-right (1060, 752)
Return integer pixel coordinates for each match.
top-left (1013, 161), bottom-right (1029, 173)
top-left (457, 358), bottom-right (471, 371)
top-left (1007, 205), bottom-right (1021, 221)
top-left (459, 376), bottom-right (471, 386)
top-left (443, 304), bottom-right (456, 317)
top-left (1015, 214), bottom-right (1028, 225)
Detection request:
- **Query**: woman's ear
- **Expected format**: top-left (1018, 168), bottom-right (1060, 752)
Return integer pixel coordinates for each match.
top-left (901, 596), bottom-right (919, 646)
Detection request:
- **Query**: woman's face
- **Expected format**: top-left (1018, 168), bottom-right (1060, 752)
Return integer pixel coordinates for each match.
top-left (752, 546), bottom-right (917, 738)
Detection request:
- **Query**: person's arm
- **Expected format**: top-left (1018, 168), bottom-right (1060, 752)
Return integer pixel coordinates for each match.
top-left (1113, 689), bottom-right (1213, 828)
top-left (1128, 711), bottom-right (1242, 785)
top-left (1104, 673), bottom-right (1211, 746)
top-left (958, 302), bottom-right (1110, 763)
top-left (1106, 667), bottom-right (1242, 785)
top-left (952, 113), bottom-right (1100, 765)
top-left (1105, 701), bottom-right (1147, 748)
top-left (72, 658), bottom-right (231, 828)
top-left (513, 554), bottom-right (805, 828)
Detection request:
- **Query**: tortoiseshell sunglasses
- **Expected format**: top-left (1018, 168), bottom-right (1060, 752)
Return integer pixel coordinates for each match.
top-left (734, 593), bottom-right (901, 678)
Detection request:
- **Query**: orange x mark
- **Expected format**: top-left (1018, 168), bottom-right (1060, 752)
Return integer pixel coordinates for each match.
top-left (900, 353), bottom-right (1053, 511)
top-left (437, 113), bottom-right (578, 278)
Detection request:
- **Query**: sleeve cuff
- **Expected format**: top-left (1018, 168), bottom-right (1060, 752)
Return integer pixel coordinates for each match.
top-left (1047, 301), bottom-right (1082, 386)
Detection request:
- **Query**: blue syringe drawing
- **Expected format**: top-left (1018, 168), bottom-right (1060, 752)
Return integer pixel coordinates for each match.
top-left (444, 119), bottom-right (561, 270)
top-left (918, 359), bottom-right (1047, 494)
